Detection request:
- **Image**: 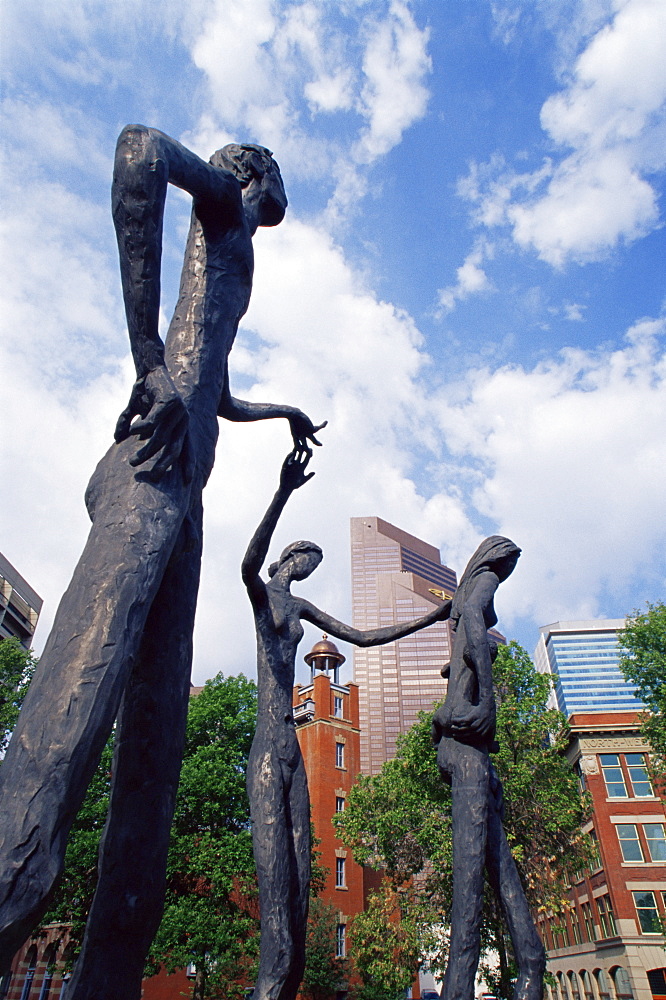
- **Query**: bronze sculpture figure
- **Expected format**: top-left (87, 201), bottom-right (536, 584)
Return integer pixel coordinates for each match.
top-left (0, 127), bottom-right (323, 995)
top-left (243, 448), bottom-right (451, 1000)
top-left (432, 537), bottom-right (546, 1000)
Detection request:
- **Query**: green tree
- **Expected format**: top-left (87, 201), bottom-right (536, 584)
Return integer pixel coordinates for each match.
top-left (349, 884), bottom-right (437, 1000)
top-left (336, 641), bottom-right (592, 998)
top-left (0, 636), bottom-right (37, 754)
top-left (301, 896), bottom-right (349, 1000)
top-left (145, 673), bottom-right (259, 1000)
top-left (40, 673), bottom-right (259, 996)
top-left (618, 601), bottom-right (666, 792)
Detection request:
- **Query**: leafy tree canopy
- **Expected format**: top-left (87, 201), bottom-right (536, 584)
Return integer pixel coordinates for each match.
top-left (301, 896), bottom-right (348, 1000)
top-left (336, 641), bottom-right (592, 997)
top-left (0, 636), bottom-right (37, 755)
top-left (41, 673), bottom-right (260, 999)
top-left (619, 600), bottom-right (666, 790)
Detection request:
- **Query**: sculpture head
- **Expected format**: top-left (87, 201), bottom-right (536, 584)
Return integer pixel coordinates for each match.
top-left (450, 535), bottom-right (521, 626)
top-left (213, 142), bottom-right (287, 227)
top-left (268, 540), bottom-right (323, 583)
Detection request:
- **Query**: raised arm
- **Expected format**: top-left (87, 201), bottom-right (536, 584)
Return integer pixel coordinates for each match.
top-left (298, 597), bottom-right (452, 647)
top-left (242, 449), bottom-right (314, 600)
top-left (112, 125), bottom-right (241, 479)
top-left (218, 363), bottom-right (326, 450)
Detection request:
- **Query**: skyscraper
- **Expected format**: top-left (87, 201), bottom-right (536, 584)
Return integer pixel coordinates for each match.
top-left (534, 619), bottom-right (643, 716)
top-left (350, 516), bottom-right (457, 775)
top-left (0, 551), bottom-right (42, 648)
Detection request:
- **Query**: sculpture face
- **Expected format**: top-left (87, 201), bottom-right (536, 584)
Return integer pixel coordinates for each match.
top-left (250, 162), bottom-right (288, 227)
top-left (288, 549), bottom-right (323, 581)
top-left (494, 552), bottom-right (519, 582)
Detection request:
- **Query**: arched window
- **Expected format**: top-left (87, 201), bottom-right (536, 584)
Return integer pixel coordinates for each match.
top-left (570, 972), bottom-right (584, 1000)
top-left (612, 967), bottom-right (635, 1000)
top-left (559, 972), bottom-right (573, 1000)
top-left (583, 969), bottom-right (598, 1000)
top-left (20, 946), bottom-right (38, 1000)
top-left (595, 969), bottom-right (612, 1000)
top-left (38, 944), bottom-right (58, 1000)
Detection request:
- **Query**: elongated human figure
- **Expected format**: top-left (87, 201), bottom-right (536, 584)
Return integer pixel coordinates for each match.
top-left (0, 126), bottom-right (324, 993)
top-left (243, 449), bottom-right (452, 1000)
top-left (431, 537), bottom-right (545, 1000)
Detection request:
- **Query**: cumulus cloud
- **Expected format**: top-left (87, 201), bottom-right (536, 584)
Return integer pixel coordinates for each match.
top-left (186, 0), bottom-right (431, 218)
top-left (437, 242), bottom-right (495, 313)
top-left (462, 0), bottom-right (666, 266)
top-left (432, 317), bottom-right (666, 628)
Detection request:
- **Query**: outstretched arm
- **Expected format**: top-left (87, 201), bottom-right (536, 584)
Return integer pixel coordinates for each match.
top-left (297, 598), bottom-right (452, 647)
top-left (218, 364), bottom-right (326, 450)
top-left (242, 449), bottom-right (314, 600)
top-left (112, 124), bottom-right (241, 480)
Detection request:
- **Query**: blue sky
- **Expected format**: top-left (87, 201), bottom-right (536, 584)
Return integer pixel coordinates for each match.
top-left (1, 0), bottom-right (664, 684)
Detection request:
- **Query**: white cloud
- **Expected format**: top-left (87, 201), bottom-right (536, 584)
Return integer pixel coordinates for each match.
top-left (563, 302), bottom-right (586, 320)
top-left (437, 243), bottom-right (494, 314)
top-left (433, 317), bottom-right (666, 628)
top-left (462, 0), bottom-right (666, 266)
top-left (186, 0), bottom-right (431, 217)
top-left (353, 0), bottom-right (431, 164)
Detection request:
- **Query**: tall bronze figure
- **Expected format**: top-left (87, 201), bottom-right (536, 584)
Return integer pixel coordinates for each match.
top-left (243, 448), bottom-right (452, 1000)
top-left (432, 537), bottom-right (546, 1000)
top-left (0, 126), bottom-right (324, 995)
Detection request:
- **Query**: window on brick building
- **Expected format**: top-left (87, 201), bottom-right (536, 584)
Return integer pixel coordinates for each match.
top-left (336, 923), bottom-right (346, 957)
top-left (589, 828), bottom-right (602, 870)
top-left (335, 743), bottom-right (344, 768)
top-left (599, 754), bottom-right (628, 797)
top-left (336, 857), bottom-right (346, 887)
top-left (625, 753), bottom-right (654, 797)
top-left (569, 907), bottom-right (583, 945)
top-left (336, 796), bottom-right (345, 812)
top-left (616, 824), bottom-right (644, 862)
top-left (597, 894), bottom-right (616, 937)
top-left (334, 696), bottom-right (343, 719)
top-left (632, 890), bottom-right (661, 933)
top-left (644, 823), bottom-right (666, 862)
top-left (20, 946), bottom-right (37, 1000)
top-left (581, 901), bottom-right (596, 941)
top-left (0, 974), bottom-right (11, 1000)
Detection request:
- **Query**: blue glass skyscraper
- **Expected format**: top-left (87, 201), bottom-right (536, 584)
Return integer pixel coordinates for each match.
top-left (534, 619), bottom-right (644, 716)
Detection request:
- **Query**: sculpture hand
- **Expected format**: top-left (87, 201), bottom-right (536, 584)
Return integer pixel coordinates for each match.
top-left (115, 365), bottom-right (191, 482)
top-left (432, 696), bottom-right (496, 743)
top-left (287, 410), bottom-right (327, 450)
top-left (280, 447), bottom-right (314, 492)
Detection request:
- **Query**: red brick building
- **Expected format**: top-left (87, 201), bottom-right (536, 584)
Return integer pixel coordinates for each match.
top-left (537, 711), bottom-right (666, 1000)
top-left (294, 636), bottom-right (366, 984)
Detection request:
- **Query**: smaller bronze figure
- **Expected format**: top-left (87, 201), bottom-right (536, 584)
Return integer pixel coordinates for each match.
top-left (243, 449), bottom-right (452, 1000)
top-left (432, 537), bottom-right (545, 1000)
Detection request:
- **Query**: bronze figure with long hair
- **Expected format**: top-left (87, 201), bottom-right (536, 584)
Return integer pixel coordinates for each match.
top-left (432, 537), bottom-right (545, 1000)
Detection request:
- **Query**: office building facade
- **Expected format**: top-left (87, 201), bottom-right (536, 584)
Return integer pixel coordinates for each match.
top-left (535, 620), bottom-right (643, 716)
top-left (0, 552), bottom-right (42, 648)
top-left (539, 711), bottom-right (666, 1000)
top-left (350, 517), bottom-right (457, 775)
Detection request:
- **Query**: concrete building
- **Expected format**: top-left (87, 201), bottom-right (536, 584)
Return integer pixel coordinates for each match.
top-left (0, 552), bottom-right (42, 648)
top-left (350, 517), bottom-right (457, 775)
top-left (535, 620), bottom-right (643, 716)
top-left (538, 711), bottom-right (666, 1000)
top-left (293, 636), bottom-right (365, 985)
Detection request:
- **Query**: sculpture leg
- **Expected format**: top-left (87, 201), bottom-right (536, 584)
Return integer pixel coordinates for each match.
top-left (485, 767), bottom-right (545, 1000)
top-left (0, 443), bottom-right (189, 967)
top-left (248, 742), bottom-right (310, 1000)
top-left (280, 756), bottom-right (310, 1000)
top-left (66, 501), bottom-right (202, 1000)
top-left (438, 738), bottom-right (490, 1000)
